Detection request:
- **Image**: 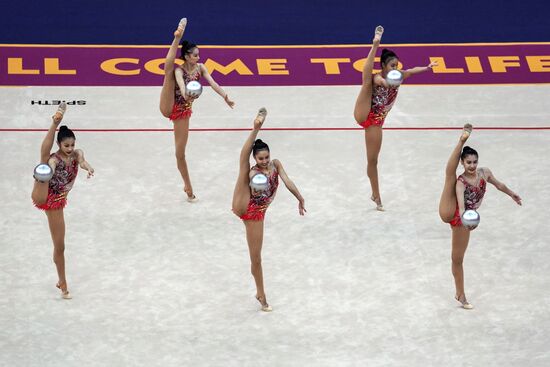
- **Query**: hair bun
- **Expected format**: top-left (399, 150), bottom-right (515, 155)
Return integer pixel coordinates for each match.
top-left (252, 139), bottom-right (270, 157)
top-left (56, 125), bottom-right (76, 143)
top-left (180, 40), bottom-right (198, 58)
top-left (380, 49), bottom-right (398, 65)
top-left (460, 145), bottom-right (479, 160)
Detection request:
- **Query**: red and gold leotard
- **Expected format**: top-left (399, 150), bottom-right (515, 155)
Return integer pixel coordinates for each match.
top-left (358, 80), bottom-right (399, 128)
top-left (450, 169), bottom-right (487, 227)
top-left (240, 162), bottom-right (279, 221)
top-left (34, 152), bottom-right (79, 211)
top-left (169, 65), bottom-right (201, 121)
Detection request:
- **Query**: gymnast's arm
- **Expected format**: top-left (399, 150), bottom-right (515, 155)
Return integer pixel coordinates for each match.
top-left (373, 72), bottom-right (389, 87)
top-left (47, 156), bottom-right (57, 173)
top-left (402, 60), bottom-right (438, 79)
top-left (484, 167), bottom-right (522, 205)
top-left (199, 64), bottom-right (235, 108)
top-left (455, 180), bottom-right (466, 217)
top-left (273, 159), bottom-right (306, 215)
top-left (174, 67), bottom-right (190, 101)
top-left (76, 149), bottom-right (94, 178)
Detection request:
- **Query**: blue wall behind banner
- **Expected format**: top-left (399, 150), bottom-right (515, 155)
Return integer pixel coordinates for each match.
top-left (2, 0), bottom-right (549, 45)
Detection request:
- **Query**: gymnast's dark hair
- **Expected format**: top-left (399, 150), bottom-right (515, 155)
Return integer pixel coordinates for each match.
top-left (381, 48), bottom-right (399, 66)
top-left (180, 40), bottom-right (198, 60)
top-left (57, 125), bottom-right (75, 143)
top-left (252, 139), bottom-right (269, 157)
top-left (461, 146), bottom-right (478, 160)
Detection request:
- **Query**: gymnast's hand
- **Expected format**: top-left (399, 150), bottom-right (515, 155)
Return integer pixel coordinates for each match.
top-left (427, 60), bottom-right (438, 69)
top-left (184, 93), bottom-right (198, 102)
top-left (298, 199), bottom-right (306, 216)
top-left (224, 94), bottom-right (235, 109)
top-left (511, 192), bottom-right (522, 206)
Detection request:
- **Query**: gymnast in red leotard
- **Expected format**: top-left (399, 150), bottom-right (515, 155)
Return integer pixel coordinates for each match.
top-left (449, 173), bottom-right (487, 227)
top-left (31, 103), bottom-right (94, 299)
top-left (159, 18), bottom-right (235, 202)
top-left (169, 62), bottom-right (201, 121)
top-left (232, 108), bottom-right (306, 312)
top-left (353, 25), bottom-right (437, 211)
top-left (438, 125), bottom-right (522, 309)
top-left (239, 161), bottom-right (280, 221)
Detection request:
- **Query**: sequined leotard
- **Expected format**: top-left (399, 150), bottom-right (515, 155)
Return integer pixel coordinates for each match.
top-left (169, 65), bottom-right (201, 121)
top-left (450, 169), bottom-right (487, 227)
top-left (358, 80), bottom-right (400, 128)
top-left (34, 152), bottom-right (79, 210)
top-left (240, 162), bottom-right (279, 221)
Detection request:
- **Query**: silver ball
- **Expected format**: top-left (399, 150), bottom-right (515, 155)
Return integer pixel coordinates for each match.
top-left (386, 70), bottom-right (403, 87)
top-left (250, 173), bottom-right (268, 191)
top-left (186, 81), bottom-right (202, 98)
top-left (34, 163), bottom-right (53, 182)
top-left (461, 210), bottom-right (480, 227)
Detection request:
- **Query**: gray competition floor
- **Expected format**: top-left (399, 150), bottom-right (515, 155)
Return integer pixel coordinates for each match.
top-left (1, 85), bottom-right (549, 366)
